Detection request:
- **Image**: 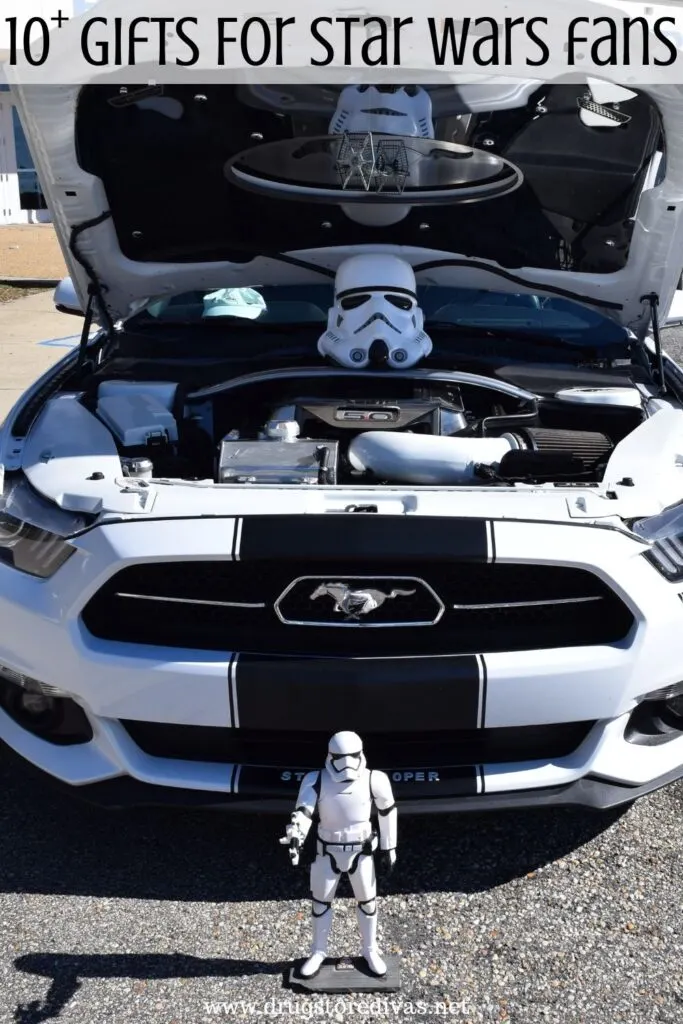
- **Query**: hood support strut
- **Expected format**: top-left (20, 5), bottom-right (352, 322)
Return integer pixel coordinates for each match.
top-left (641, 292), bottom-right (667, 395)
top-left (68, 213), bottom-right (116, 362)
top-left (77, 289), bottom-right (96, 370)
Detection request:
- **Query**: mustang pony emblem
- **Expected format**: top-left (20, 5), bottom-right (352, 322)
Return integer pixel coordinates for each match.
top-left (310, 582), bottom-right (416, 621)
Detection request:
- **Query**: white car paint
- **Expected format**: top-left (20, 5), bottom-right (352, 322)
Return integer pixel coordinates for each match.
top-left (1, 79), bottom-right (683, 811)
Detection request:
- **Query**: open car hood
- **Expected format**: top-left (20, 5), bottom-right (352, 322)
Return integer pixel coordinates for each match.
top-left (10, 79), bottom-right (683, 337)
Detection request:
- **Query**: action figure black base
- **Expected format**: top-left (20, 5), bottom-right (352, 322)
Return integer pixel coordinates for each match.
top-left (286, 955), bottom-right (401, 994)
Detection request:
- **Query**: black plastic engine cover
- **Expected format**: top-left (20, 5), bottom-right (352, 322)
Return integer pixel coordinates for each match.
top-left (297, 397), bottom-right (467, 435)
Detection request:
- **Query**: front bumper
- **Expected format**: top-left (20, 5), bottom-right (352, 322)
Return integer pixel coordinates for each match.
top-left (0, 511), bottom-right (682, 811)
top-left (51, 767), bottom-right (683, 813)
top-left (2, 699), bottom-right (683, 811)
top-left (4, 735), bottom-right (683, 813)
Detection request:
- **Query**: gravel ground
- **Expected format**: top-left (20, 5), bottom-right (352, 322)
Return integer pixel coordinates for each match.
top-left (0, 285), bottom-right (50, 304)
top-left (0, 225), bottom-right (67, 280)
top-left (0, 276), bottom-right (681, 1024)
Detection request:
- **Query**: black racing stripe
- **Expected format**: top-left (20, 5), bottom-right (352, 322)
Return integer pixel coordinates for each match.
top-left (237, 767), bottom-right (312, 795)
top-left (236, 764), bottom-right (479, 799)
top-left (490, 521), bottom-right (497, 564)
top-left (478, 765), bottom-right (486, 794)
top-left (238, 516), bottom-right (489, 562)
top-left (234, 654), bottom-right (481, 732)
top-left (231, 518), bottom-right (241, 561)
top-left (387, 766), bottom-right (478, 799)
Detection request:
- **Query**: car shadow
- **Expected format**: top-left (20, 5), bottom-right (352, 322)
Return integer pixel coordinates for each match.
top-left (0, 745), bottom-right (628, 903)
top-left (12, 953), bottom-right (288, 1024)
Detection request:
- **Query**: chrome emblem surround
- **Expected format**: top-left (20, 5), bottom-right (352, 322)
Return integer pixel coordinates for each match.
top-left (274, 575), bottom-right (445, 628)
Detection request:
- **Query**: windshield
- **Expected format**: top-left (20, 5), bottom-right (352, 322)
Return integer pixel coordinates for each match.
top-left (140, 285), bottom-right (628, 346)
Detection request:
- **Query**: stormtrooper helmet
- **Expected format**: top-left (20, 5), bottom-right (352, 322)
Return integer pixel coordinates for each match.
top-left (325, 730), bottom-right (367, 783)
top-left (330, 84), bottom-right (434, 139)
top-left (330, 85), bottom-right (434, 226)
top-left (318, 254), bottom-right (433, 370)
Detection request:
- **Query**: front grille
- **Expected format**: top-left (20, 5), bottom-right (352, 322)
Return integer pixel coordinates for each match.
top-left (81, 559), bottom-right (634, 656)
top-left (121, 722), bottom-right (596, 767)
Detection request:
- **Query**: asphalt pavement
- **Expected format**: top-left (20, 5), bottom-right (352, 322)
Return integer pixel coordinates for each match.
top-left (0, 290), bottom-right (80, 423)
top-left (0, 301), bottom-right (681, 1024)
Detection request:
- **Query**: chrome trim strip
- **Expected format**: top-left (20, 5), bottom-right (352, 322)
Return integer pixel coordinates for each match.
top-left (453, 595), bottom-right (603, 610)
top-left (115, 593), bottom-right (267, 609)
top-left (115, 590), bottom-right (600, 614)
top-left (274, 574), bottom-right (445, 628)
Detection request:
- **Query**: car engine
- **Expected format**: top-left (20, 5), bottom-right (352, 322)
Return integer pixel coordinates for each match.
top-left (90, 369), bottom-right (643, 488)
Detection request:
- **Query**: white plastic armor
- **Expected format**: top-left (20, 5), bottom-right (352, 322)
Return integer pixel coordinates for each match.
top-left (279, 731), bottom-right (398, 979)
top-left (330, 85), bottom-right (435, 139)
top-left (318, 254), bottom-right (433, 371)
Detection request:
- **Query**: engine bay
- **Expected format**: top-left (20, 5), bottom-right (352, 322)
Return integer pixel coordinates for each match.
top-left (83, 368), bottom-right (645, 488)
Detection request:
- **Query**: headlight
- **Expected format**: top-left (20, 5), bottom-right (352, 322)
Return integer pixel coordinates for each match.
top-left (632, 504), bottom-right (683, 582)
top-left (0, 474), bottom-right (91, 579)
top-left (638, 680), bottom-right (683, 704)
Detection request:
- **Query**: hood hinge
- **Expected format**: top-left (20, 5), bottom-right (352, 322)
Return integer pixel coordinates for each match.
top-left (641, 292), bottom-right (667, 395)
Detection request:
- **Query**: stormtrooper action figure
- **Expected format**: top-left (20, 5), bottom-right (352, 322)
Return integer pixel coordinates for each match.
top-left (318, 253), bottom-right (433, 371)
top-left (280, 731), bottom-right (398, 979)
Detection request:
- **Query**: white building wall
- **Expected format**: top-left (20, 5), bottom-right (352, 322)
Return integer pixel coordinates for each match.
top-left (0, 94), bottom-right (22, 224)
top-left (0, 0), bottom-right (81, 224)
top-left (0, 90), bottom-right (52, 226)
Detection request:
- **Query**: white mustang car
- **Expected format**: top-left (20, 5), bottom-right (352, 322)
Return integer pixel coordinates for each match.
top-left (3, 79), bottom-right (683, 812)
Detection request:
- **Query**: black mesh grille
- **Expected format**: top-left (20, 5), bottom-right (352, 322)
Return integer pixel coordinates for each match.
top-left (81, 559), bottom-right (634, 656)
top-left (121, 722), bottom-right (596, 767)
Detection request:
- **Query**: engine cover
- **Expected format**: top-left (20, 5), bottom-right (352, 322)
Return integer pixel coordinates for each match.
top-left (274, 397), bottom-right (468, 436)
